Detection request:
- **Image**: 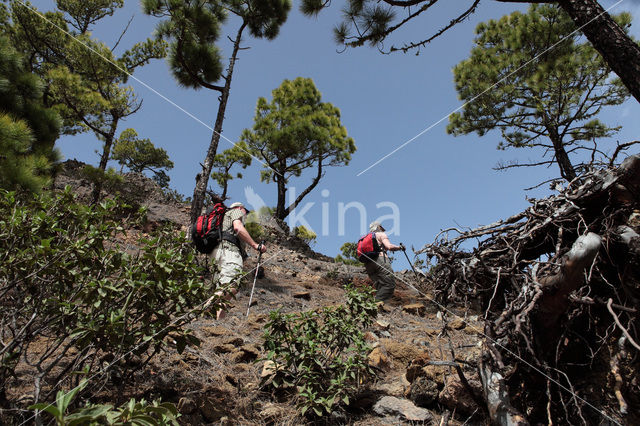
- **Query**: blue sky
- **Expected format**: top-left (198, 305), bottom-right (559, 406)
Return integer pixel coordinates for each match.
top-left (29, 0), bottom-right (640, 267)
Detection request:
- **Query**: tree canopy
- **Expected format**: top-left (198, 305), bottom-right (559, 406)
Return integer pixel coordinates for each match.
top-left (143, 0), bottom-right (292, 223)
top-left (5, 0), bottom-right (166, 201)
top-left (447, 4), bottom-right (630, 182)
top-left (0, 36), bottom-right (60, 192)
top-left (210, 141), bottom-right (252, 200)
top-left (111, 128), bottom-right (174, 188)
top-left (241, 77), bottom-right (356, 220)
top-left (300, 0), bottom-right (640, 105)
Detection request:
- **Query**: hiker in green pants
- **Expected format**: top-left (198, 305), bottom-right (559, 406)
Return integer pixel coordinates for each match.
top-left (364, 221), bottom-right (403, 302)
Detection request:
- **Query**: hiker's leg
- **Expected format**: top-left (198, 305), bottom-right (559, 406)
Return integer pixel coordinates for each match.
top-left (211, 245), bottom-right (243, 319)
top-left (375, 257), bottom-right (396, 302)
top-left (364, 260), bottom-right (383, 296)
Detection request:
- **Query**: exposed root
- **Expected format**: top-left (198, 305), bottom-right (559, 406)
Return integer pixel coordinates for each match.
top-left (416, 155), bottom-right (640, 424)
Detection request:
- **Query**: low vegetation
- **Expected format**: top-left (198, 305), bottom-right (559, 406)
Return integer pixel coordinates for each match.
top-left (261, 284), bottom-right (378, 418)
top-left (0, 188), bottom-right (222, 423)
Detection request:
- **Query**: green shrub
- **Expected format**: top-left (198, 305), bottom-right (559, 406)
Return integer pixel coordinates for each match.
top-left (293, 225), bottom-right (317, 245)
top-left (0, 188), bottom-right (220, 412)
top-left (335, 242), bottom-right (360, 265)
top-left (325, 267), bottom-right (339, 280)
top-left (80, 165), bottom-right (125, 194)
top-left (245, 221), bottom-right (264, 241)
top-left (334, 254), bottom-right (360, 266)
top-left (262, 284), bottom-right (378, 417)
top-left (30, 379), bottom-right (179, 425)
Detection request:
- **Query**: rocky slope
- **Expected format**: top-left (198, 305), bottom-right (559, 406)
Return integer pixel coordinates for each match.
top-left (51, 161), bottom-right (487, 425)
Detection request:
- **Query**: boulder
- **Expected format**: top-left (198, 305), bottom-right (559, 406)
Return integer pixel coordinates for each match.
top-left (373, 396), bottom-right (433, 422)
top-left (407, 377), bottom-right (439, 407)
top-left (292, 291), bottom-right (311, 300)
top-left (380, 339), bottom-right (424, 366)
top-left (368, 346), bottom-right (391, 370)
top-left (405, 351), bottom-right (431, 383)
top-left (438, 374), bottom-right (483, 415)
top-left (402, 303), bottom-right (426, 316)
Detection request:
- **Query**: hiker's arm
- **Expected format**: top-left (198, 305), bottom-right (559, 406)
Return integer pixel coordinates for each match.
top-left (233, 220), bottom-right (266, 252)
top-left (379, 233), bottom-right (402, 252)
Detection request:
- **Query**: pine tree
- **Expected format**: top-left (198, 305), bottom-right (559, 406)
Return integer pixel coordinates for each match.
top-left (0, 37), bottom-right (60, 192)
top-left (7, 0), bottom-right (166, 201)
top-left (242, 77), bottom-right (356, 220)
top-left (447, 5), bottom-right (630, 182)
top-left (111, 128), bottom-right (174, 188)
top-left (300, 0), bottom-right (640, 105)
top-left (142, 0), bottom-right (291, 222)
top-left (210, 141), bottom-right (252, 200)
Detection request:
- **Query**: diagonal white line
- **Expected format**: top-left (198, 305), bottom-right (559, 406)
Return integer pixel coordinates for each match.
top-left (16, 0), bottom-right (282, 177)
top-left (357, 0), bottom-right (625, 176)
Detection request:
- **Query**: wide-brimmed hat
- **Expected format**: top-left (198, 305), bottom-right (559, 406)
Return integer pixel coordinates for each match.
top-left (369, 221), bottom-right (385, 232)
top-left (229, 202), bottom-right (250, 214)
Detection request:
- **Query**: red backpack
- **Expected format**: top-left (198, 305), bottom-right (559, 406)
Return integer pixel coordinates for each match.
top-left (356, 232), bottom-right (381, 263)
top-left (191, 203), bottom-right (226, 254)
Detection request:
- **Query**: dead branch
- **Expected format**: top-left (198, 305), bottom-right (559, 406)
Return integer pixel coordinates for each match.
top-left (606, 299), bottom-right (640, 352)
top-left (416, 154), bottom-right (640, 424)
top-left (479, 359), bottom-right (528, 426)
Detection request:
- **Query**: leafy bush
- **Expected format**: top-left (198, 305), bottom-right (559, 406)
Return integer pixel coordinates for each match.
top-left (262, 284), bottom-right (378, 417)
top-left (161, 187), bottom-right (190, 204)
top-left (293, 225), bottom-right (317, 245)
top-left (30, 379), bottom-right (179, 425)
top-left (324, 267), bottom-right (339, 280)
top-left (0, 188), bottom-right (219, 413)
top-left (335, 242), bottom-right (360, 265)
top-left (80, 164), bottom-right (125, 195)
top-left (245, 221), bottom-right (265, 241)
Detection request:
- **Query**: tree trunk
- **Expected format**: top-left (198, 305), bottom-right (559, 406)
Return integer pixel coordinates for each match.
top-left (91, 117), bottom-right (119, 204)
top-left (221, 183), bottom-right (228, 201)
top-left (275, 173), bottom-right (287, 220)
top-left (546, 126), bottom-right (576, 182)
top-left (557, 0), bottom-right (640, 104)
top-left (283, 158), bottom-right (323, 219)
top-left (190, 22), bottom-right (247, 224)
top-left (536, 232), bottom-right (602, 332)
top-left (479, 359), bottom-right (529, 426)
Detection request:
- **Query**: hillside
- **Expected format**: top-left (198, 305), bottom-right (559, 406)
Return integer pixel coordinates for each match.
top-left (3, 159), bottom-right (638, 425)
top-left (44, 161), bottom-right (485, 425)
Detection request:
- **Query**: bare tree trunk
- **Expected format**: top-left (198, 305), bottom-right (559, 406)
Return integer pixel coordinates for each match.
top-left (557, 0), bottom-right (640, 104)
top-left (283, 159), bottom-right (323, 219)
top-left (190, 22), bottom-right (247, 224)
top-left (221, 183), bottom-right (228, 201)
top-left (546, 123), bottom-right (576, 182)
top-left (479, 359), bottom-right (529, 425)
top-left (91, 117), bottom-right (119, 204)
top-left (536, 232), bottom-right (602, 331)
top-left (275, 173), bottom-right (287, 221)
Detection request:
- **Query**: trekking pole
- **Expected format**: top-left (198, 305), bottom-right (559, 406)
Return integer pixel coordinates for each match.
top-left (246, 241), bottom-right (265, 317)
top-left (400, 244), bottom-right (422, 284)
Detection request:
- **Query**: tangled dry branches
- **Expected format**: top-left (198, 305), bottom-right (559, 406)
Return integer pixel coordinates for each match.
top-left (417, 155), bottom-right (640, 425)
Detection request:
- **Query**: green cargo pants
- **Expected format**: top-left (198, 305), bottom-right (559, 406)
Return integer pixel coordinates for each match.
top-left (364, 254), bottom-right (396, 301)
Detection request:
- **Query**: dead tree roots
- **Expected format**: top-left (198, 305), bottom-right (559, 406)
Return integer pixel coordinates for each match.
top-left (417, 155), bottom-right (640, 425)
